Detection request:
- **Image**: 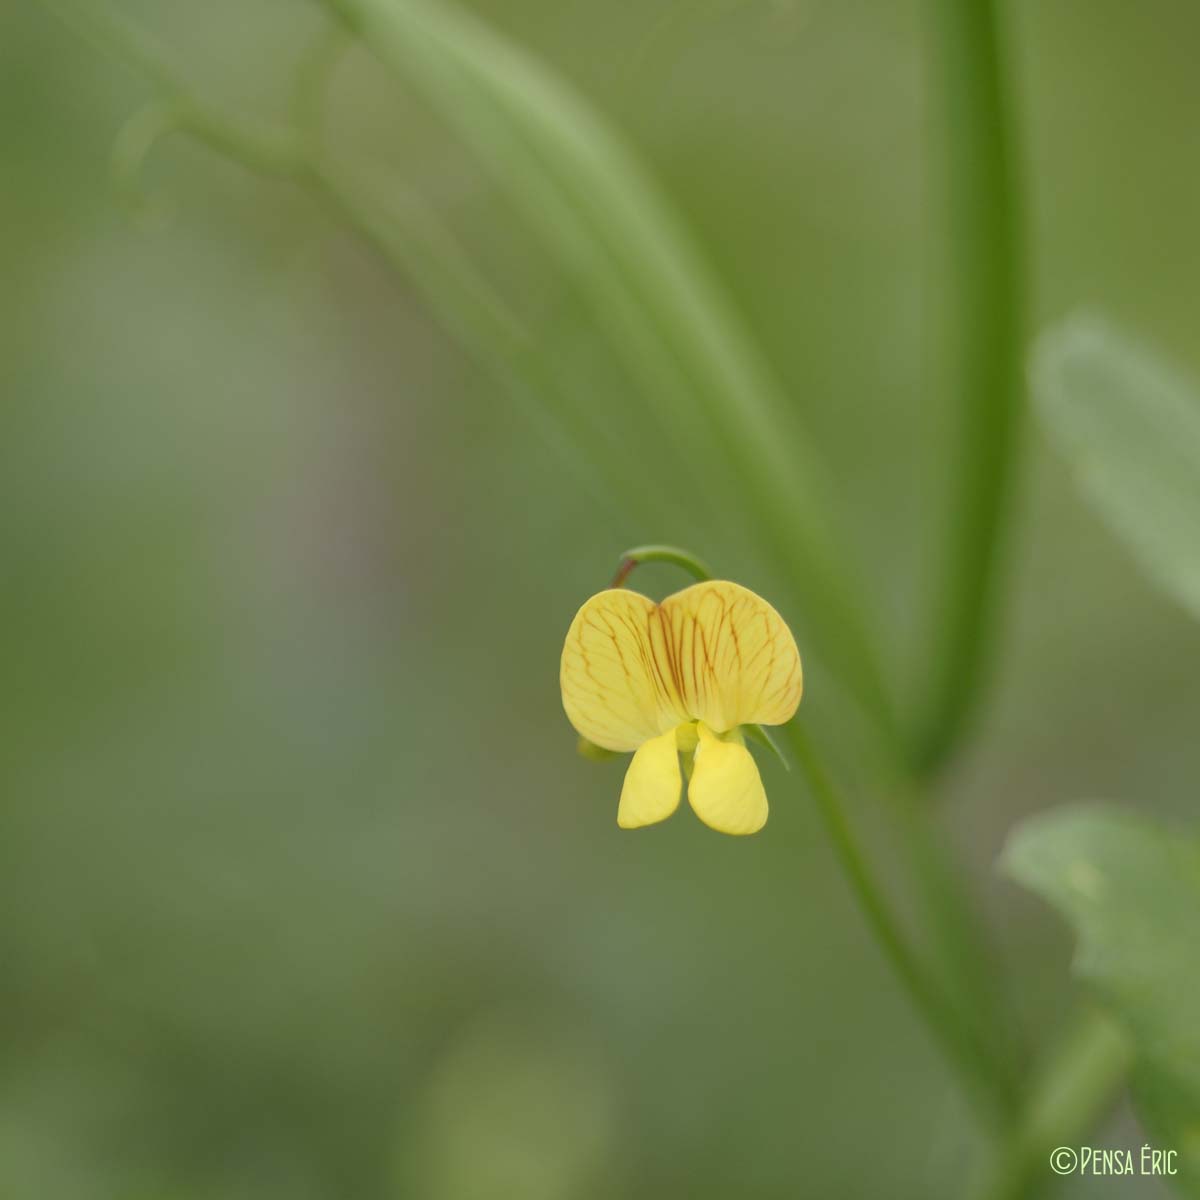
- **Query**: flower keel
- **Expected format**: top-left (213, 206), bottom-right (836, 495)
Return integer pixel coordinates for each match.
top-left (688, 723), bottom-right (769, 835)
top-left (617, 728), bottom-right (682, 829)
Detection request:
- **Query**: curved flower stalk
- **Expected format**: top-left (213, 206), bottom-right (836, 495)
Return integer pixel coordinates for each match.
top-left (561, 581), bottom-right (802, 834)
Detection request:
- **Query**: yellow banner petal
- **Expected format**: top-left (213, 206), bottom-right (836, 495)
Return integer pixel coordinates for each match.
top-left (561, 580), bottom-right (800, 753)
top-left (687, 723), bottom-right (768, 835)
top-left (657, 580), bottom-right (802, 733)
top-left (560, 589), bottom-right (687, 752)
top-left (617, 727), bottom-right (682, 829)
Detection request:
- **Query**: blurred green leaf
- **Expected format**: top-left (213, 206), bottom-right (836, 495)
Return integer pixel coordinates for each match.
top-left (1033, 316), bottom-right (1200, 622)
top-left (1003, 805), bottom-right (1200, 1194)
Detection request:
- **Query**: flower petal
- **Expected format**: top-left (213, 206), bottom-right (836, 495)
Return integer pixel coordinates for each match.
top-left (617, 728), bottom-right (682, 829)
top-left (658, 580), bottom-right (802, 732)
top-left (687, 723), bottom-right (768, 835)
top-left (561, 589), bottom-right (687, 752)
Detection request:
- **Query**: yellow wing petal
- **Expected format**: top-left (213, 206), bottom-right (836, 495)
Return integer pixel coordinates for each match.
top-left (687, 723), bottom-right (768, 835)
top-left (657, 580), bottom-right (802, 733)
top-left (560, 589), bottom-right (687, 752)
top-left (617, 728), bottom-right (682, 829)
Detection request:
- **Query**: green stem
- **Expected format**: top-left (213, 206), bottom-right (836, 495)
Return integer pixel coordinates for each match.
top-left (611, 543), bottom-right (713, 588)
top-left (889, 766), bottom-right (1023, 1093)
top-left (915, 0), bottom-right (1024, 774)
top-left (784, 722), bottom-right (1018, 1125)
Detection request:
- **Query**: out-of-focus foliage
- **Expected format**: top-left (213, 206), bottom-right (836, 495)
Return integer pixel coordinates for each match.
top-left (1034, 318), bottom-right (1200, 622)
top-left (329, 0), bottom-right (890, 730)
top-left (6, 0), bottom-right (1200, 1198)
top-left (1004, 807), bottom-right (1200, 1194)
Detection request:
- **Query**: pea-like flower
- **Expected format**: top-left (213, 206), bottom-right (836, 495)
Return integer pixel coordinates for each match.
top-left (560, 580), bottom-right (802, 835)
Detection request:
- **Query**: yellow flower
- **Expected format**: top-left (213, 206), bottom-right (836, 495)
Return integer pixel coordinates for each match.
top-left (560, 580), bottom-right (802, 835)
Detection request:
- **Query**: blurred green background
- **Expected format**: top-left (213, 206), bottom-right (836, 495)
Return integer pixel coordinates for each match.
top-left (4, 1), bottom-right (1200, 1196)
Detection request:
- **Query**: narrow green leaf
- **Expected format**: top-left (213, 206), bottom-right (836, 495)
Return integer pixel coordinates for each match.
top-left (743, 722), bottom-right (790, 772)
top-left (1003, 805), bottom-right (1200, 1194)
top-left (1033, 316), bottom-right (1200, 622)
top-left (323, 0), bottom-right (897, 742)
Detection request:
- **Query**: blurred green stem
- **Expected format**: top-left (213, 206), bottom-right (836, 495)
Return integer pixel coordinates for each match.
top-left (37, 0), bottom-right (675, 528)
top-left (889, 768), bottom-right (1022, 1094)
top-left (47, 0), bottom-right (905, 752)
top-left (785, 723), bottom-right (1018, 1126)
top-left (320, 0), bottom-right (903, 754)
top-left (915, 0), bottom-right (1024, 773)
top-left (972, 1011), bottom-right (1131, 1200)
